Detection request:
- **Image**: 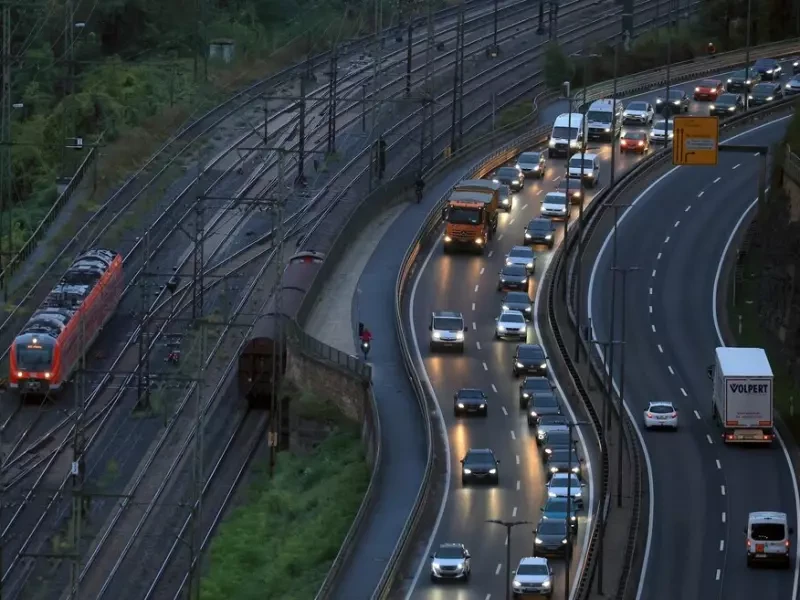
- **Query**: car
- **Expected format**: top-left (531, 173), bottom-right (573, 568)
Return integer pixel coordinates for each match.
top-left (524, 217), bottom-right (556, 248)
top-left (429, 311), bottom-right (467, 352)
top-left (540, 192), bottom-right (569, 220)
top-left (498, 183), bottom-right (513, 211)
top-left (430, 542), bottom-right (471, 581)
top-left (519, 376), bottom-right (553, 409)
top-left (545, 447), bottom-right (584, 479)
top-left (794, 59), bottom-right (800, 74)
top-left (727, 69), bottom-right (760, 93)
top-left (749, 82), bottom-right (783, 106)
top-left (655, 88), bottom-right (689, 114)
top-left (619, 130), bottom-right (650, 154)
top-left (533, 517), bottom-right (570, 557)
top-left (556, 178), bottom-right (584, 205)
top-left (526, 391), bottom-right (562, 426)
top-left (649, 119), bottom-right (674, 144)
top-left (513, 343), bottom-right (547, 377)
top-left (497, 264), bottom-right (529, 291)
top-left (512, 557), bottom-right (554, 597)
top-left (461, 448), bottom-right (499, 485)
top-left (541, 497), bottom-right (579, 534)
top-left (516, 151), bottom-right (546, 179)
top-left (495, 310), bottom-right (527, 341)
top-left (567, 153), bottom-right (600, 187)
top-left (710, 93), bottom-right (744, 117)
top-left (493, 166), bottom-right (524, 192)
top-left (621, 100), bottom-right (655, 125)
top-left (541, 429), bottom-right (574, 456)
top-left (502, 291), bottom-right (533, 320)
top-left (534, 414), bottom-right (570, 443)
top-left (505, 245), bottom-right (536, 273)
top-left (786, 75), bottom-right (800, 95)
top-left (454, 388), bottom-right (488, 416)
top-left (693, 79), bottom-right (725, 101)
top-left (643, 401), bottom-right (678, 429)
top-left (746, 511), bottom-right (794, 568)
top-left (753, 58), bottom-right (782, 81)
top-left (546, 472), bottom-right (584, 507)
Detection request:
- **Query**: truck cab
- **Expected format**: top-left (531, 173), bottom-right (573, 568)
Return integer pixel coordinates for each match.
top-left (746, 511), bottom-right (793, 568)
top-left (442, 181), bottom-right (500, 254)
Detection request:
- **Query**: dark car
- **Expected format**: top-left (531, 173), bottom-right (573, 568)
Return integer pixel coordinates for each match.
top-left (541, 429), bottom-right (575, 457)
top-left (749, 82), bottom-right (783, 106)
top-left (524, 217), bottom-right (556, 248)
top-left (519, 376), bottom-right (553, 409)
top-left (513, 343), bottom-right (547, 377)
top-left (526, 391), bottom-right (562, 426)
top-left (454, 388), bottom-right (488, 417)
top-left (461, 448), bottom-right (499, 485)
top-left (541, 497), bottom-right (579, 534)
top-left (534, 414), bottom-right (570, 444)
top-left (619, 130), bottom-right (649, 154)
top-left (493, 166), bottom-right (524, 192)
top-left (726, 69), bottom-right (760, 93)
top-left (753, 58), bottom-right (782, 81)
top-left (693, 78), bottom-right (724, 101)
top-left (502, 291), bottom-right (533, 320)
top-left (497, 264), bottom-right (529, 291)
top-left (710, 93), bottom-right (744, 117)
top-left (545, 447), bottom-right (584, 479)
top-left (556, 178), bottom-right (584, 205)
top-left (533, 518), bottom-right (570, 558)
top-left (516, 151), bottom-right (547, 179)
top-left (498, 183), bottom-right (513, 211)
top-left (655, 89), bottom-right (689, 114)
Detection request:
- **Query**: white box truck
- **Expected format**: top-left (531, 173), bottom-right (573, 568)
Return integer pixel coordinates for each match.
top-left (711, 347), bottom-right (774, 443)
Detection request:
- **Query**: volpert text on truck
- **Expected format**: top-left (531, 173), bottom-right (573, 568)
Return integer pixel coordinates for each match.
top-left (441, 180), bottom-right (500, 254)
top-left (710, 347), bottom-right (774, 443)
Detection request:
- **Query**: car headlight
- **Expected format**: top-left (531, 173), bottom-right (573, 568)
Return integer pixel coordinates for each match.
top-left (746, 79), bottom-right (752, 85)
top-left (516, 361), bottom-right (524, 368)
top-left (544, 448), bottom-right (553, 454)
top-left (431, 561), bottom-right (440, 570)
top-left (542, 579), bottom-right (551, 588)
top-left (540, 363), bottom-right (547, 369)
top-left (571, 515), bottom-right (577, 521)
top-left (463, 468), bottom-right (472, 474)
top-left (562, 538), bottom-right (569, 544)
top-left (458, 403), bottom-right (465, 408)
top-left (502, 198), bottom-right (509, 204)
top-left (673, 100), bottom-right (680, 105)
top-left (538, 432), bottom-right (546, 440)
top-left (695, 87), bottom-right (700, 92)
top-left (767, 96), bottom-right (774, 101)
top-left (530, 411), bottom-right (538, 417)
top-left (656, 98), bottom-right (662, 103)
top-left (492, 179), bottom-right (499, 183)
top-left (497, 325), bottom-right (507, 332)
top-left (527, 262), bottom-right (534, 268)
top-left (503, 305), bottom-right (510, 311)
top-left (44, 372), bottom-right (51, 379)
top-left (545, 234), bottom-right (552, 239)
top-left (433, 332), bottom-right (441, 339)
top-left (535, 537), bottom-right (543, 544)
top-left (506, 259), bottom-right (512, 265)
top-left (575, 491), bottom-right (582, 497)
top-left (727, 78), bottom-right (732, 83)
top-left (572, 466), bottom-right (580, 473)
top-left (709, 104), bottom-right (715, 110)
top-left (501, 278), bottom-right (506, 283)
top-left (533, 165), bottom-right (540, 170)
top-left (548, 139), bottom-right (556, 147)
top-left (767, 69), bottom-right (773, 74)
top-left (525, 306), bottom-right (531, 312)
top-left (728, 106), bottom-right (735, 111)
top-left (455, 331), bottom-right (464, 341)
top-left (444, 235), bottom-right (452, 242)
top-left (522, 277), bottom-right (528, 283)
top-left (522, 392), bottom-right (530, 398)
top-left (16, 371), bottom-right (23, 378)
top-left (548, 490), bottom-right (556, 497)
top-left (512, 179), bottom-right (519, 184)
top-left (550, 466), bottom-right (558, 473)
top-left (515, 163), bottom-right (521, 169)
top-left (525, 232), bottom-right (532, 238)
top-left (787, 83), bottom-right (791, 89)
top-left (475, 237), bottom-right (483, 245)
top-left (489, 468), bottom-right (497, 474)
top-left (569, 139), bottom-right (578, 147)
top-left (479, 404), bottom-right (485, 408)
top-left (748, 95), bottom-right (753, 99)
top-left (794, 61), bottom-right (798, 67)
top-left (604, 127), bottom-right (610, 132)
top-left (513, 581), bottom-right (522, 589)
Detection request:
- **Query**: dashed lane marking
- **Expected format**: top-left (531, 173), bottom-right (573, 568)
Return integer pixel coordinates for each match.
top-left (720, 540), bottom-right (725, 551)
top-left (476, 341), bottom-right (482, 350)
top-left (721, 485), bottom-right (726, 496)
top-left (649, 305), bottom-right (653, 314)
top-left (516, 454), bottom-right (520, 465)
top-left (716, 459), bottom-right (721, 469)
top-left (473, 322), bottom-right (477, 330)
top-left (707, 434), bottom-right (714, 444)
top-left (492, 384), bottom-right (498, 393)
top-left (668, 365), bottom-right (675, 375)
top-left (685, 205), bottom-right (692, 211)
top-left (650, 287), bottom-right (653, 295)
top-left (495, 564), bottom-right (502, 575)
top-left (657, 253), bottom-right (662, 260)
top-left (681, 387), bottom-right (688, 397)
top-left (694, 410), bottom-right (701, 420)
top-left (674, 220), bottom-right (681, 228)
top-left (472, 302), bottom-right (476, 311)
top-left (698, 191), bottom-right (705, 197)
top-left (483, 362), bottom-right (489, 371)
top-left (475, 285), bottom-right (479, 292)
top-left (488, 250), bottom-right (494, 257)
top-left (713, 176), bottom-right (721, 183)
top-left (716, 569), bottom-right (721, 581)
top-left (516, 480), bottom-right (521, 490)
top-left (480, 267), bottom-right (485, 275)
top-left (502, 406), bottom-right (508, 416)
top-left (664, 236), bottom-right (670, 243)
top-left (522, 203), bottom-right (528, 210)
top-left (651, 324), bottom-right (656, 333)
top-left (658, 344), bottom-right (664, 353)
top-left (723, 512), bottom-right (727, 523)
top-left (509, 218), bottom-right (515, 225)
top-left (512, 506), bottom-right (518, 517)
top-left (498, 233), bottom-right (504, 241)
top-left (511, 430), bottom-right (516, 440)
top-left (732, 163), bottom-right (740, 170)
top-left (652, 269), bottom-right (657, 277)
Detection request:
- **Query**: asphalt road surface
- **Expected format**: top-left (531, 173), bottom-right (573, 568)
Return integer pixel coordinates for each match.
top-left (587, 61), bottom-right (800, 600)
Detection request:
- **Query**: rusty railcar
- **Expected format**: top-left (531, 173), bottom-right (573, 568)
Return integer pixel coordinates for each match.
top-left (238, 251), bottom-right (325, 408)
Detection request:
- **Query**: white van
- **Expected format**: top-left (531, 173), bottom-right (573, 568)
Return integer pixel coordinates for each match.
top-left (586, 98), bottom-right (623, 141)
top-left (746, 511), bottom-right (793, 568)
top-left (567, 153), bottom-right (600, 187)
top-left (540, 192), bottom-right (569, 220)
top-left (548, 113), bottom-right (586, 157)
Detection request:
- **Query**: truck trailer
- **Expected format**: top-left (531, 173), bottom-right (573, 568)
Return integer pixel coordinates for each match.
top-left (711, 347), bottom-right (774, 443)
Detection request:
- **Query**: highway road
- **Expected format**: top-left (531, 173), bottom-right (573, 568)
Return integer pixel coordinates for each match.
top-left (586, 63), bottom-right (800, 599)
top-left (402, 58), bottom-right (800, 599)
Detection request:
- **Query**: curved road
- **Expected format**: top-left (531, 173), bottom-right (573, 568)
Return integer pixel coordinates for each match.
top-left (400, 61), bottom-right (800, 599)
top-left (586, 70), bottom-right (800, 598)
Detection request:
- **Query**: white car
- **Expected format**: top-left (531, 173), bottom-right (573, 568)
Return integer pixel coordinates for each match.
top-left (429, 542), bottom-right (471, 581)
top-left (649, 119), bottom-right (674, 143)
top-left (495, 310), bottom-right (527, 340)
top-left (505, 245), bottom-right (536, 273)
top-left (546, 473), bottom-right (584, 507)
top-left (622, 100), bottom-right (655, 125)
top-left (786, 76), bottom-right (800, 95)
top-left (540, 192), bottom-right (569, 220)
top-left (512, 557), bottom-right (553, 597)
top-left (643, 401), bottom-right (678, 430)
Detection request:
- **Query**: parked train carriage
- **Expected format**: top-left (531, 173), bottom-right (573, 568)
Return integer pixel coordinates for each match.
top-left (9, 249), bottom-right (124, 397)
top-left (238, 251), bottom-right (324, 408)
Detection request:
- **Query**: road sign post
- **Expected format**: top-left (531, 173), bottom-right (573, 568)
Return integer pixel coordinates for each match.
top-left (672, 116), bottom-right (719, 166)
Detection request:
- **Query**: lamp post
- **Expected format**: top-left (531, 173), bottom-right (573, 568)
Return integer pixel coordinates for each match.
top-left (490, 0), bottom-right (500, 57)
top-left (744, 0), bottom-right (752, 109)
top-left (604, 203), bottom-right (630, 428)
top-left (487, 519), bottom-right (532, 600)
top-left (538, 0), bottom-right (545, 34)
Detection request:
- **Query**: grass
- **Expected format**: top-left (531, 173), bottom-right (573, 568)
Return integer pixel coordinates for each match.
top-left (200, 392), bottom-right (369, 600)
top-left (727, 249), bottom-right (800, 441)
top-left (497, 102), bottom-right (533, 129)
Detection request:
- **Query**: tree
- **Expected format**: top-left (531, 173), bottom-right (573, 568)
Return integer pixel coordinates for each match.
top-left (543, 42), bottom-right (574, 91)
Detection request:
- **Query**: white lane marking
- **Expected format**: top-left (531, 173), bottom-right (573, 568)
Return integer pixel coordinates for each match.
top-left (482, 362), bottom-right (488, 371)
top-left (721, 485), bottom-right (726, 496)
top-left (476, 341), bottom-right (482, 350)
top-left (716, 569), bottom-right (721, 581)
top-left (486, 594), bottom-right (491, 600)
top-left (732, 163), bottom-right (740, 170)
top-left (554, 176), bottom-right (561, 182)
top-left (537, 190), bottom-right (543, 195)
top-left (492, 384), bottom-right (498, 393)
top-left (495, 563), bottom-right (502, 575)
top-left (488, 250), bottom-right (494, 257)
top-left (472, 302), bottom-right (476, 311)
top-left (713, 190), bottom-right (800, 600)
top-left (651, 324), bottom-right (656, 333)
top-left (698, 191), bottom-right (705, 197)
top-left (664, 235), bottom-right (670, 243)
top-left (674, 220), bottom-right (680, 228)
top-left (685, 205), bottom-right (692, 212)
top-left (681, 388), bottom-right (688, 397)
top-left (510, 430), bottom-right (516, 440)
top-left (656, 253), bottom-right (662, 260)
top-left (509, 218), bottom-right (515, 225)
top-left (713, 176), bottom-right (721, 183)
top-left (516, 454), bottom-right (520, 465)
top-left (516, 480), bottom-right (521, 490)
top-left (720, 540), bottom-right (725, 551)
top-left (723, 512), bottom-right (727, 523)
top-left (505, 534), bottom-right (509, 546)
top-left (694, 410), bottom-right (701, 420)
top-left (502, 405), bottom-right (508, 416)
top-left (707, 434), bottom-right (714, 444)
top-left (498, 233), bottom-right (504, 241)
top-left (658, 344), bottom-right (664, 353)
top-left (649, 287), bottom-right (653, 295)
top-left (480, 267), bottom-right (485, 275)
top-left (753, 151), bottom-right (760, 156)
top-left (475, 284), bottom-right (480, 292)
top-left (473, 322), bottom-right (477, 330)
top-left (652, 269), bottom-right (657, 277)
top-left (668, 365), bottom-right (675, 375)
top-left (512, 506), bottom-right (518, 517)
top-left (716, 459), bottom-right (722, 470)
top-left (522, 203), bottom-right (528, 210)
top-left (649, 305), bottom-right (653, 314)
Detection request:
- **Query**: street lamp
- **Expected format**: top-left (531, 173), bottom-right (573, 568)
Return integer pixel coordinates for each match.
top-left (744, 0), bottom-right (752, 109)
top-left (486, 519), bottom-right (532, 600)
top-left (537, 0), bottom-right (545, 34)
top-left (662, 0), bottom-right (675, 147)
top-left (489, 0), bottom-right (500, 57)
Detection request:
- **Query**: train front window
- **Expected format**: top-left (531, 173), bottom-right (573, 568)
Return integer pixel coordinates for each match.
top-left (16, 344), bottom-right (54, 371)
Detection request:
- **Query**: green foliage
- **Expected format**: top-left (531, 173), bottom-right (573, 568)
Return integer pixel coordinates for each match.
top-left (543, 42), bottom-right (574, 91)
top-left (200, 416), bottom-right (369, 600)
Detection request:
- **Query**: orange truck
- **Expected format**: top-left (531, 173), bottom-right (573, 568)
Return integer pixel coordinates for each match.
top-left (441, 180), bottom-right (500, 254)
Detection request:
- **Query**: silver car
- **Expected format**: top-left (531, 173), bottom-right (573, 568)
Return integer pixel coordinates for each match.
top-left (495, 310), bottom-right (527, 340)
top-left (505, 245), bottom-right (536, 273)
top-left (546, 473), bottom-right (585, 508)
top-left (786, 76), bottom-right (800, 95)
top-left (622, 100), bottom-right (654, 125)
top-left (512, 557), bottom-right (554, 597)
top-left (430, 542), bottom-right (471, 581)
top-left (649, 119), bottom-right (674, 143)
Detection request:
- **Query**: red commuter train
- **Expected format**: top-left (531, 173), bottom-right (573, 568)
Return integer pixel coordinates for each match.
top-left (9, 248), bottom-right (124, 396)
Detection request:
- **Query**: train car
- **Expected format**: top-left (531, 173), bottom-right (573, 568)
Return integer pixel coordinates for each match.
top-left (238, 251), bottom-right (324, 408)
top-left (9, 249), bottom-right (124, 397)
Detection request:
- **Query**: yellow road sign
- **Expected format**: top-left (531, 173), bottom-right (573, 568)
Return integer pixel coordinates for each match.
top-left (672, 116), bottom-right (719, 166)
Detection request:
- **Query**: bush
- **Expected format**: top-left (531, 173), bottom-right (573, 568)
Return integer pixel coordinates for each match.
top-left (543, 42), bottom-right (574, 91)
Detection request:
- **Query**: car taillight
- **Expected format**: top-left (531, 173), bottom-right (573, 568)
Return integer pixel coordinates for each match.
top-left (786, 540), bottom-right (791, 548)
top-left (764, 434), bottom-right (772, 440)
top-left (747, 539), bottom-right (751, 548)
top-left (670, 412), bottom-right (677, 418)
top-left (646, 412), bottom-right (653, 418)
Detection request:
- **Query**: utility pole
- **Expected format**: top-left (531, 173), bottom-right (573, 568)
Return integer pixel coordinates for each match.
top-left (457, 15), bottom-right (465, 149)
top-left (418, 0), bottom-right (435, 175)
top-left (0, 3), bottom-right (11, 302)
top-left (192, 198), bottom-right (205, 320)
top-left (449, 11), bottom-right (462, 154)
top-left (326, 47), bottom-right (339, 155)
top-left (744, 0), bottom-right (752, 109)
top-left (137, 230), bottom-right (152, 412)
top-left (605, 203), bottom-right (630, 430)
top-left (405, 20), bottom-right (413, 97)
top-left (297, 74), bottom-right (307, 187)
top-left (663, 0), bottom-right (672, 147)
top-left (187, 316), bottom-right (206, 600)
